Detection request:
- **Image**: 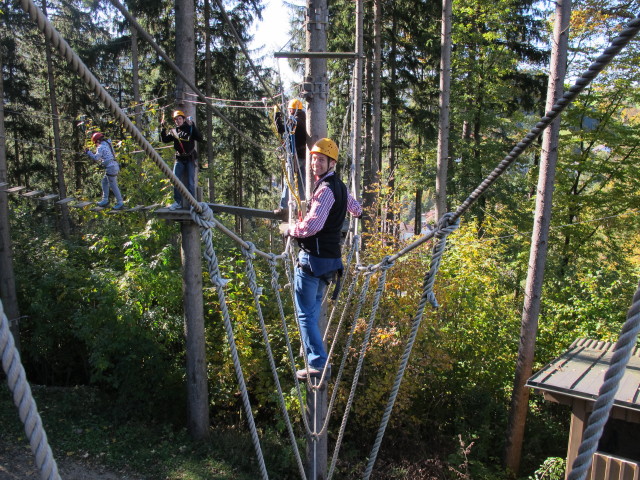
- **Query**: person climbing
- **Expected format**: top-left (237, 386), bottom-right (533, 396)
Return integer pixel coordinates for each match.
top-left (85, 132), bottom-right (124, 210)
top-left (274, 98), bottom-right (308, 219)
top-left (280, 138), bottom-right (362, 381)
top-left (160, 110), bottom-right (203, 210)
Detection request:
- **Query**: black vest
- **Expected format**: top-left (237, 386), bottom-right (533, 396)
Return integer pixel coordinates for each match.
top-left (298, 174), bottom-right (347, 258)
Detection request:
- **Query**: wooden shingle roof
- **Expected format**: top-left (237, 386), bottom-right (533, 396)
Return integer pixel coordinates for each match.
top-left (526, 338), bottom-right (640, 412)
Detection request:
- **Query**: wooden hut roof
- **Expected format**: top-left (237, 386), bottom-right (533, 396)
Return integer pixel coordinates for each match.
top-left (526, 338), bottom-right (640, 412)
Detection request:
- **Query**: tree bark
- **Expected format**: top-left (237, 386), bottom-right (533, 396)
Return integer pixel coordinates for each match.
top-left (504, 0), bottom-right (571, 474)
top-left (0, 45), bottom-right (21, 350)
top-left (204, 0), bottom-right (214, 201)
top-left (42, 0), bottom-right (71, 239)
top-left (364, 0), bottom-right (382, 222)
top-left (175, 0), bottom-right (209, 441)
top-left (435, 0), bottom-right (452, 221)
top-left (131, 26), bottom-right (143, 143)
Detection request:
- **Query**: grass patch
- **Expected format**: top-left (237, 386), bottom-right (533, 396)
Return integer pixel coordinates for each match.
top-left (0, 383), bottom-right (301, 479)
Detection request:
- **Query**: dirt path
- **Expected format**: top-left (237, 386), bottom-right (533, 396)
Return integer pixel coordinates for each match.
top-left (0, 440), bottom-right (145, 480)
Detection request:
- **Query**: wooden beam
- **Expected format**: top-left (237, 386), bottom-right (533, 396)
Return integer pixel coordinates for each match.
top-left (154, 203), bottom-right (282, 221)
top-left (275, 51), bottom-right (357, 59)
top-left (566, 399), bottom-right (588, 480)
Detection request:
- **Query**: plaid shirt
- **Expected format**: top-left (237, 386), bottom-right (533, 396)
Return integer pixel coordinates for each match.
top-left (289, 171), bottom-right (362, 238)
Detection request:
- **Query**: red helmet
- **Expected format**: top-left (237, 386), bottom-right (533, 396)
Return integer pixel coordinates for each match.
top-left (91, 132), bottom-right (105, 143)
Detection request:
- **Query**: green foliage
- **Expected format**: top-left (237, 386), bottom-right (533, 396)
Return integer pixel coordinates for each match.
top-left (528, 457), bottom-right (565, 480)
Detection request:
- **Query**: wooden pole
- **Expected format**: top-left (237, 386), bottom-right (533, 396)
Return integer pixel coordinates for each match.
top-left (305, 0), bottom-right (328, 476)
top-left (175, 0), bottom-right (209, 441)
top-left (351, 0), bottom-right (363, 201)
top-left (435, 0), bottom-right (452, 221)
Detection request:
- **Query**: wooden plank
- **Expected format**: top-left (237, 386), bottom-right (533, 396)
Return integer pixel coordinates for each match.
top-left (71, 201), bottom-right (92, 208)
top-left (90, 206), bottom-right (105, 212)
top-left (21, 190), bottom-right (43, 198)
top-left (0, 182), bottom-right (8, 187)
top-left (566, 400), bottom-right (588, 480)
top-left (142, 203), bottom-right (161, 210)
top-left (207, 202), bottom-right (281, 220)
top-left (6, 186), bottom-right (26, 193)
top-left (126, 205), bottom-right (145, 212)
top-left (38, 194), bottom-right (59, 201)
top-left (56, 197), bottom-right (75, 205)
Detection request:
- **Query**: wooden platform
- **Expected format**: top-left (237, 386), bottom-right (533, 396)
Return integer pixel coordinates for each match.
top-left (154, 203), bottom-right (282, 221)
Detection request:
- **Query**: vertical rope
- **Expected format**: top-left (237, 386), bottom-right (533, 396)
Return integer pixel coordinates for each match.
top-left (328, 259), bottom-right (393, 479)
top-left (190, 204), bottom-right (269, 480)
top-left (363, 215), bottom-right (459, 479)
top-left (566, 279), bottom-right (640, 480)
top-left (242, 245), bottom-right (307, 480)
top-left (1, 300), bottom-right (60, 480)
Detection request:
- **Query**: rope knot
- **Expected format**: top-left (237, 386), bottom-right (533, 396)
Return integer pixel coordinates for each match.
top-left (380, 256), bottom-right (395, 271)
top-left (242, 242), bottom-right (257, 259)
top-left (434, 212), bottom-right (460, 239)
top-left (190, 202), bottom-right (216, 229)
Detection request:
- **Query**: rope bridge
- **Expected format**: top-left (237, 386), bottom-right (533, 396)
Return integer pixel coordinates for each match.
top-left (3, 0), bottom-right (640, 478)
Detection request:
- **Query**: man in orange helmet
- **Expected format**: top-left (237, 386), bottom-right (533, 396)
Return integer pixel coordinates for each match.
top-left (161, 110), bottom-right (203, 210)
top-left (281, 138), bottom-right (362, 380)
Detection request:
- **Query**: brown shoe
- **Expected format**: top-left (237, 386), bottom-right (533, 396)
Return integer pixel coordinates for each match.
top-left (296, 367), bottom-right (322, 381)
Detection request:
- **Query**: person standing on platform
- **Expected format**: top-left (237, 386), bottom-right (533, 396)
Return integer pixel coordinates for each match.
top-left (161, 110), bottom-right (203, 210)
top-left (280, 138), bottom-right (362, 380)
top-left (274, 98), bottom-right (307, 218)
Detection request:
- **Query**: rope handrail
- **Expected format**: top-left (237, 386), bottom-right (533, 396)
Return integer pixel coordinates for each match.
top-left (1, 299), bottom-right (61, 480)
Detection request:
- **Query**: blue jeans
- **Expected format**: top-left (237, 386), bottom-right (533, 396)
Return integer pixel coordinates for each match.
top-left (295, 253), bottom-right (340, 369)
top-left (173, 159), bottom-right (196, 204)
top-left (101, 174), bottom-right (123, 203)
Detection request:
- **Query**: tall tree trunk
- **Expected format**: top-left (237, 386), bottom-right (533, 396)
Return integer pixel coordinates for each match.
top-left (204, 0), bottom-right (214, 201)
top-left (42, 0), bottom-right (71, 239)
top-left (0, 45), bottom-right (21, 350)
top-left (435, 0), bottom-right (452, 221)
top-left (131, 26), bottom-right (143, 144)
top-left (175, 0), bottom-right (209, 441)
top-left (414, 188), bottom-right (423, 237)
top-left (365, 0), bottom-right (382, 222)
top-left (504, 0), bottom-right (571, 475)
top-left (351, 0), bottom-right (364, 202)
top-left (386, 11), bottom-right (397, 238)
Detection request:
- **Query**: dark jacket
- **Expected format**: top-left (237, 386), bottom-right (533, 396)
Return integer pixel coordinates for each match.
top-left (275, 110), bottom-right (307, 161)
top-left (298, 174), bottom-right (347, 258)
top-left (160, 122), bottom-right (203, 159)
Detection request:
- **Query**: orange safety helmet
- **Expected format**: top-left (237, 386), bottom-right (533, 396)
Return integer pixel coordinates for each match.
top-left (288, 99), bottom-right (304, 110)
top-left (91, 132), bottom-right (105, 143)
top-left (310, 138), bottom-right (338, 162)
top-left (172, 110), bottom-right (186, 119)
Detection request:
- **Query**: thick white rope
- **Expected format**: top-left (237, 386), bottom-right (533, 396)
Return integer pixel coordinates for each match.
top-left (363, 215), bottom-right (459, 479)
top-left (328, 259), bottom-right (394, 479)
top-left (242, 244), bottom-right (307, 480)
top-left (1, 300), bottom-right (60, 480)
top-left (190, 204), bottom-right (269, 480)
